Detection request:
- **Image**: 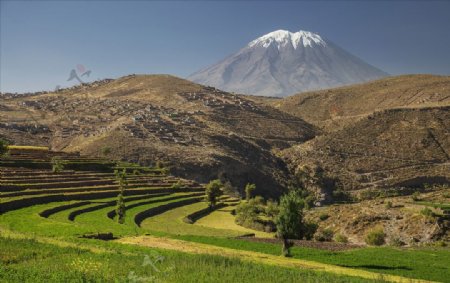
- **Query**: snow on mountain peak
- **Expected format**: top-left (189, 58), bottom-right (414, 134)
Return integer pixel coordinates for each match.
top-left (248, 29), bottom-right (326, 49)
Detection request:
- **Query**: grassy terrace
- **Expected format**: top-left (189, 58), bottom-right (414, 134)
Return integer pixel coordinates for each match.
top-left (1, 148), bottom-right (449, 282)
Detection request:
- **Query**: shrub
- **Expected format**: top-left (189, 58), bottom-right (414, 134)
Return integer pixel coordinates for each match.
top-left (245, 183), bottom-right (256, 201)
top-left (101, 146), bottom-right (111, 156)
top-left (334, 233), bottom-right (348, 243)
top-left (314, 228), bottom-right (334, 242)
top-left (385, 201), bottom-right (393, 209)
top-left (420, 207), bottom-right (435, 218)
top-left (51, 157), bottom-right (65, 173)
top-left (365, 227), bottom-right (385, 246)
top-left (265, 199), bottom-right (279, 220)
top-left (332, 188), bottom-right (352, 202)
top-left (235, 197), bottom-right (264, 226)
top-left (411, 192), bottom-right (421, 201)
top-left (319, 213), bottom-right (329, 221)
top-left (389, 237), bottom-right (405, 247)
top-left (171, 180), bottom-right (183, 190)
top-left (0, 139), bottom-right (8, 156)
top-left (303, 221), bottom-right (318, 240)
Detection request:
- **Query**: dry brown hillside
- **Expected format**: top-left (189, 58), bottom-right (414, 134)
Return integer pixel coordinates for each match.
top-left (0, 75), bottom-right (316, 197)
top-left (268, 75), bottom-right (450, 131)
top-left (281, 106), bottom-right (450, 197)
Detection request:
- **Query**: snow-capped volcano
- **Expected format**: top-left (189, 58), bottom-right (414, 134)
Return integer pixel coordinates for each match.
top-left (188, 29), bottom-right (388, 97)
top-left (248, 30), bottom-right (326, 49)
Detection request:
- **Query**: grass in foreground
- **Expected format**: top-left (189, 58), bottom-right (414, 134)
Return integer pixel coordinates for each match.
top-left (172, 235), bottom-right (450, 282)
top-left (0, 236), bottom-right (378, 283)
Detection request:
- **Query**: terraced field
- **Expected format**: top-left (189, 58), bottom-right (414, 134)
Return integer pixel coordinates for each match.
top-left (0, 148), bottom-right (244, 238)
top-left (1, 148), bottom-right (449, 282)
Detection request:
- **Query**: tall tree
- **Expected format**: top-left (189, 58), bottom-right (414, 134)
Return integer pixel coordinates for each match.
top-left (115, 169), bottom-right (128, 224)
top-left (205, 179), bottom-right (223, 209)
top-left (276, 190), bottom-right (305, 257)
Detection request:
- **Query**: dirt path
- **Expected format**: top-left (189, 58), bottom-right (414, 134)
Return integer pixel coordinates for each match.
top-left (118, 236), bottom-right (435, 283)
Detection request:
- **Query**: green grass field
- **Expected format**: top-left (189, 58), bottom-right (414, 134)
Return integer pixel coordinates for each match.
top-left (0, 236), bottom-right (382, 283)
top-left (1, 150), bottom-right (449, 283)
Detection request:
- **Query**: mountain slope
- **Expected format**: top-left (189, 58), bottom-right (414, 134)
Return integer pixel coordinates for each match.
top-left (268, 75), bottom-right (450, 131)
top-left (0, 74), bottom-right (317, 197)
top-left (188, 30), bottom-right (388, 97)
top-left (281, 106), bottom-right (450, 196)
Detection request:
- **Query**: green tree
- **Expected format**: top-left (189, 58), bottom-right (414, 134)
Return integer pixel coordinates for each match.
top-left (276, 190), bottom-right (306, 257)
top-left (245, 183), bottom-right (256, 201)
top-left (115, 169), bottom-right (128, 224)
top-left (51, 157), bottom-right (65, 173)
top-left (265, 199), bottom-right (279, 220)
top-left (205, 179), bottom-right (223, 209)
top-left (0, 139), bottom-right (8, 157)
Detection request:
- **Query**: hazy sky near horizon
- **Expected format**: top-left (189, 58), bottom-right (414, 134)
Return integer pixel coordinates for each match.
top-left (1, 0), bottom-right (450, 93)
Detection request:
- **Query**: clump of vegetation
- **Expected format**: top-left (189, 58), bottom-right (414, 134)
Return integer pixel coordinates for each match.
top-left (334, 233), bottom-right (348, 243)
top-left (235, 196), bottom-right (266, 231)
top-left (101, 146), bottom-right (111, 156)
top-left (319, 213), bottom-right (329, 221)
top-left (0, 139), bottom-right (9, 157)
top-left (389, 237), bottom-right (405, 247)
top-left (420, 207), bottom-right (436, 219)
top-left (411, 192), bottom-right (421, 201)
top-left (385, 201), bottom-right (393, 209)
top-left (332, 188), bottom-right (353, 202)
top-left (265, 199), bottom-right (279, 219)
top-left (114, 169), bottom-right (128, 224)
top-left (205, 179), bottom-right (223, 209)
top-left (171, 180), bottom-right (183, 189)
top-left (245, 183), bottom-right (256, 201)
top-left (51, 156), bottom-right (65, 173)
top-left (365, 227), bottom-right (385, 246)
top-left (314, 228), bottom-right (334, 242)
top-left (276, 190), bottom-right (306, 256)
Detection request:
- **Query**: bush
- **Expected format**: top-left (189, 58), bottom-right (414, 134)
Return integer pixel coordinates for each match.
top-left (411, 192), bottom-right (421, 201)
top-left (420, 207), bottom-right (436, 218)
top-left (101, 146), bottom-right (111, 156)
top-left (334, 233), bottom-right (348, 243)
top-left (265, 199), bottom-right (279, 219)
top-left (235, 197), bottom-right (265, 229)
top-left (319, 213), bottom-right (329, 221)
top-left (0, 139), bottom-right (9, 156)
top-left (245, 183), bottom-right (256, 201)
top-left (332, 188), bottom-right (352, 202)
top-left (303, 221), bottom-right (318, 240)
top-left (51, 157), bottom-right (65, 173)
top-left (171, 180), bottom-right (183, 190)
top-left (365, 227), bottom-right (385, 246)
top-left (314, 228), bottom-right (334, 242)
top-left (389, 237), bottom-right (405, 247)
top-left (385, 201), bottom-right (393, 209)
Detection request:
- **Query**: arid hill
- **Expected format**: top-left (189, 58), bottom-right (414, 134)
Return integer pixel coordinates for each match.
top-left (0, 75), bottom-right (316, 197)
top-left (267, 75), bottom-right (450, 131)
top-left (281, 106), bottom-right (450, 197)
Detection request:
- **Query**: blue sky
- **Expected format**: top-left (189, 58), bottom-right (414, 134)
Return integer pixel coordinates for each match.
top-left (1, 0), bottom-right (450, 93)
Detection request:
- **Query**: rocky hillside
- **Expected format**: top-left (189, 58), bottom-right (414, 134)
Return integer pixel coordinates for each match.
top-left (0, 75), bottom-right (316, 198)
top-left (269, 75), bottom-right (450, 132)
top-left (281, 106), bottom-right (450, 196)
